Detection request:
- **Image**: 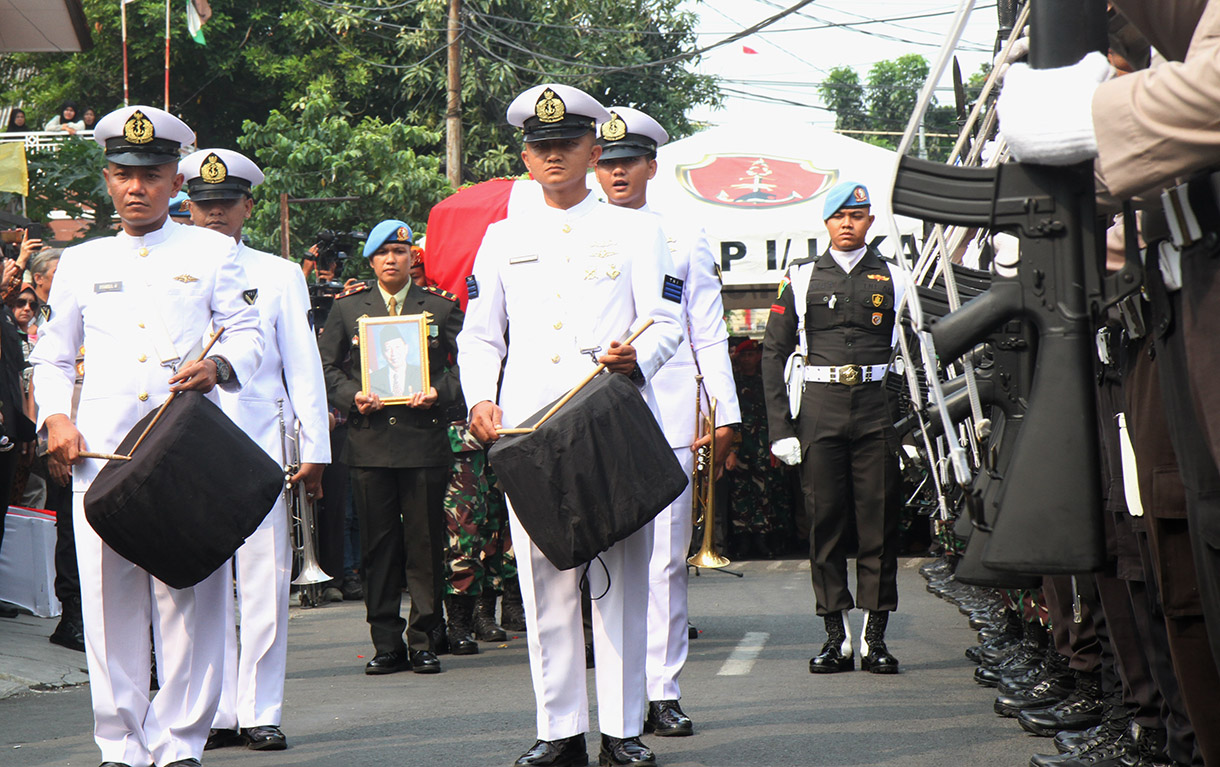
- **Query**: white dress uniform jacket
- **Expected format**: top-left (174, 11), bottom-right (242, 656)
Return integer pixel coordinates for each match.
top-left (641, 205), bottom-right (741, 704)
top-left (29, 220), bottom-right (263, 767)
top-left (213, 244), bottom-right (330, 732)
top-left (458, 191), bottom-right (683, 741)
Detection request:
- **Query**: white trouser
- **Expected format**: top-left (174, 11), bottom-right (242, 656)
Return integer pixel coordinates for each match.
top-left (74, 491), bottom-right (227, 767)
top-left (508, 499), bottom-right (653, 740)
top-left (213, 498), bottom-right (291, 729)
top-left (646, 448), bottom-right (694, 702)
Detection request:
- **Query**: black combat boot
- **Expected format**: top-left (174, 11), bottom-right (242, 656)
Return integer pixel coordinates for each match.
top-left (501, 576), bottom-right (528, 632)
top-left (444, 595), bottom-right (479, 656)
top-left (809, 611), bottom-right (853, 673)
top-left (994, 651), bottom-right (1075, 717)
top-left (473, 592), bottom-right (508, 641)
top-left (859, 609), bottom-right (899, 674)
top-left (1018, 670), bottom-right (1106, 737)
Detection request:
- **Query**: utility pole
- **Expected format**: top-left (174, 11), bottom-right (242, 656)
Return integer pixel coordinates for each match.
top-left (445, 0), bottom-right (462, 187)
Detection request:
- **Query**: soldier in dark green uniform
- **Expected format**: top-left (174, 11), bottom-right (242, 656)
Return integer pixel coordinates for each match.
top-left (762, 181), bottom-right (905, 676)
top-left (317, 219), bottom-right (464, 676)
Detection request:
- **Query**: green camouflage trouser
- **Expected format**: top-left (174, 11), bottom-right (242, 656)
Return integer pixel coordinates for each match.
top-left (443, 423), bottom-right (516, 596)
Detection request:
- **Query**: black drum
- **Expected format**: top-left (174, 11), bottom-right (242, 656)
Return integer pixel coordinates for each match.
top-left (488, 372), bottom-right (687, 571)
top-left (84, 391), bottom-right (284, 589)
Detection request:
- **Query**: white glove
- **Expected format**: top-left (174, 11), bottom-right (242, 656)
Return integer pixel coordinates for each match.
top-left (997, 51), bottom-right (1113, 166)
top-left (771, 437), bottom-right (802, 466)
top-left (992, 35), bottom-right (1030, 82)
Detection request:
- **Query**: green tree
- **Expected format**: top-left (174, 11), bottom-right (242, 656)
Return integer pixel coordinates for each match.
top-left (237, 85), bottom-right (452, 280)
top-left (865, 53), bottom-right (929, 139)
top-left (0, 138), bottom-right (114, 238)
top-left (818, 67), bottom-right (867, 134)
top-left (1, 0), bottom-right (718, 181)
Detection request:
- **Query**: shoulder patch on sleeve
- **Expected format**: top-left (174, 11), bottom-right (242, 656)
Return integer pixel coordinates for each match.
top-left (662, 274), bottom-right (684, 303)
top-left (769, 303), bottom-right (786, 315)
top-left (776, 274), bottom-right (791, 299)
top-left (465, 274), bottom-right (479, 300)
top-left (336, 282), bottom-right (370, 299)
top-left (424, 285), bottom-right (458, 302)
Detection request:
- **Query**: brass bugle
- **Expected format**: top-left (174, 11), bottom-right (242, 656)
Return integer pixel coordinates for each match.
top-left (688, 376), bottom-right (729, 569)
top-left (278, 399), bottom-right (331, 586)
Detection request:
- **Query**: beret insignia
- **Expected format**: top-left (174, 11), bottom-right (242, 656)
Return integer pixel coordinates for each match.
top-left (535, 88), bottom-right (566, 124)
top-left (396, 226), bottom-right (411, 242)
top-left (123, 110), bottom-right (155, 144)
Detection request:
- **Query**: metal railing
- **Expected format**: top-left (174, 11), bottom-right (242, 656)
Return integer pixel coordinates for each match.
top-left (0, 130), bottom-right (95, 152)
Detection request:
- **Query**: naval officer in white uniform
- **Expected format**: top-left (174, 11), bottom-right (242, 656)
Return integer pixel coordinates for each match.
top-left (178, 148), bottom-right (330, 753)
top-left (458, 84), bottom-right (683, 767)
top-left (594, 107), bottom-right (741, 738)
top-left (30, 105), bottom-right (264, 767)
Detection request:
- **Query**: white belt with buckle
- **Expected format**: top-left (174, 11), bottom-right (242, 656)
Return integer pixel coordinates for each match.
top-left (803, 364), bottom-right (887, 385)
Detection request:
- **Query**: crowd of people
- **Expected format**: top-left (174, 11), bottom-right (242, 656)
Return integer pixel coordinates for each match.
top-left (4, 102), bottom-right (98, 134)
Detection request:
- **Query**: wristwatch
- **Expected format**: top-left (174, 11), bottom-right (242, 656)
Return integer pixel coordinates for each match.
top-left (207, 355), bottom-right (233, 385)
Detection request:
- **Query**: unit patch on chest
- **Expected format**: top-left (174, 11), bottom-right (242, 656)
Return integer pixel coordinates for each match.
top-left (243, 288), bottom-right (259, 305)
top-left (662, 274), bottom-right (684, 303)
top-left (871, 293), bottom-right (883, 307)
top-left (872, 312), bottom-right (883, 326)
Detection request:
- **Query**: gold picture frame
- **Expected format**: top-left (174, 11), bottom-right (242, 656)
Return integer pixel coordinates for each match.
top-left (358, 313), bottom-right (431, 404)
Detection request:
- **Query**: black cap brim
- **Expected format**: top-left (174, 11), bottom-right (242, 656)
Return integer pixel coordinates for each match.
top-left (596, 141), bottom-right (655, 160)
top-left (105, 150), bottom-right (181, 167)
top-left (186, 180), bottom-right (252, 201)
top-left (522, 117), bottom-right (595, 143)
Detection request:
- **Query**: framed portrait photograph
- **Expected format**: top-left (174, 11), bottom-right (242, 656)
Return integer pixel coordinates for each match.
top-left (358, 314), bottom-right (431, 404)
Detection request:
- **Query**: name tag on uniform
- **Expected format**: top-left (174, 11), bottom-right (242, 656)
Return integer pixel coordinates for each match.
top-left (94, 281), bottom-right (123, 293)
top-left (509, 255), bottom-right (539, 265)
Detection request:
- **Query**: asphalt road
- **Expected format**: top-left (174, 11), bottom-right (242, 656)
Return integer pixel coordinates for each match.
top-left (0, 558), bottom-right (1044, 767)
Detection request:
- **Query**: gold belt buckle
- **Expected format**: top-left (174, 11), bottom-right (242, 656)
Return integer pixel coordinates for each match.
top-left (838, 364), bottom-right (861, 386)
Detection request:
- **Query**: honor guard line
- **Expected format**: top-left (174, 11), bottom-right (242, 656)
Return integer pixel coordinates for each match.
top-left (78, 327), bottom-right (226, 462)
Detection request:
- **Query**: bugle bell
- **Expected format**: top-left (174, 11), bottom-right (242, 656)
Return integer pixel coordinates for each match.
top-left (278, 399), bottom-right (331, 586)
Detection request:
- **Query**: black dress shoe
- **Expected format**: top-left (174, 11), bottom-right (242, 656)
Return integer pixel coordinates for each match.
top-left (995, 675), bottom-right (1075, 717)
top-left (162, 761), bottom-right (202, 767)
top-left (0, 602), bottom-right (18, 619)
top-left (644, 699), bottom-right (693, 737)
top-left (243, 725), bottom-right (288, 750)
top-left (204, 727), bottom-right (244, 750)
top-left (364, 649), bottom-right (412, 675)
top-left (408, 649), bottom-right (442, 674)
top-left (49, 617), bottom-right (86, 652)
top-left (99, 762), bottom-right (132, 766)
top-left (341, 573), bottom-right (363, 601)
top-left (512, 734), bottom-right (588, 766)
top-left (598, 734), bottom-right (655, 766)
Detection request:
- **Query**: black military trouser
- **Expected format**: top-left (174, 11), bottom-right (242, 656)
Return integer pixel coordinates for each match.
top-left (351, 465), bottom-right (448, 654)
top-left (797, 381), bottom-right (901, 615)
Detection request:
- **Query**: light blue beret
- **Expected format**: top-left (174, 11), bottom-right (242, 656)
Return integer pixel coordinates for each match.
top-left (822, 181), bottom-right (871, 220)
top-left (363, 219), bottom-right (413, 259)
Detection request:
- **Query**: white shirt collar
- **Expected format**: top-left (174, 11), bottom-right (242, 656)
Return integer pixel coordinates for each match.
top-left (115, 218), bottom-right (177, 250)
top-left (828, 245), bottom-right (867, 274)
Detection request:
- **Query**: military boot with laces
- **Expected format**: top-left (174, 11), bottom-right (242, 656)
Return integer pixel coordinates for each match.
top-left (994, 653), bottom-right (1075, 717)
top-left (859, 609), bottom-right (899, 674)
top-left (1018, 671), bottom-right (1106, 736)
top-left (809, 610), bottom-right (854, 673)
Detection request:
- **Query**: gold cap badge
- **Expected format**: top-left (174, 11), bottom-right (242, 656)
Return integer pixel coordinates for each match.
top-left (601, 112), bottom-right (627, 142)
top-left (200, 153), bottom-right (227, 184)
top-left (396, 226), bottom-right (411, 242)
top-left (535, 88), bottom-right (566, 124)
top-left (123, 110), bottom-right (155, 145)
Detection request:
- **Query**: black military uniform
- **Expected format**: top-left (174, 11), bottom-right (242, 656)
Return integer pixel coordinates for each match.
top-left (318, 268), bottom-right (464, 673)
top-left (762, 181), bottom-right (902, 676)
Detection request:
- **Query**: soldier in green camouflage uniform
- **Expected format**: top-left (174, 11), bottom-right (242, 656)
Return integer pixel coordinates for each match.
top-left (442, 422), bottom-right (519, 651)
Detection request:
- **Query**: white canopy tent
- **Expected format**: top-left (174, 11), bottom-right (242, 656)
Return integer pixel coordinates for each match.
top-left (0, 0), bottom-right (91, 53)
top-left (645, 122), bottom-right (923, 304)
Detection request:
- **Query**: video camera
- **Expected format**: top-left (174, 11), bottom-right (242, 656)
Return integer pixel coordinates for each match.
top-left (307, 229), bottom-right (366, 331)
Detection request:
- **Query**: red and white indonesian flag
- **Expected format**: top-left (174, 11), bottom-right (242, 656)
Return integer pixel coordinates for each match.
top-left (642, 123), bottom-right (922, 287)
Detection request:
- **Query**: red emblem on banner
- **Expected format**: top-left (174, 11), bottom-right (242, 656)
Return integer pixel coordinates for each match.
top-left (676, 154), bottom-right (836, 209)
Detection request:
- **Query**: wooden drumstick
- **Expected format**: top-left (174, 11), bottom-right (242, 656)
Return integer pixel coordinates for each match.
top-left (495, 318), bottom-right (655, 435)
top-left (125, 327), bottom-right (226, 458)
top-left (80, 451), bottom-right (133, 461)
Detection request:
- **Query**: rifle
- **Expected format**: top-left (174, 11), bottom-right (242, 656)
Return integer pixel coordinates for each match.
top-left (891, 0), bottom-right (1138, 575)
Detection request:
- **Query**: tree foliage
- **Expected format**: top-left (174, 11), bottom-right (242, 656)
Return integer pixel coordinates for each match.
top-left (819, 54), bottom-right (985, 162)
top-left (237, 86), bottom-right (452, 280)
top-left (0, 138), bottom-right (113, 237)
top-left (1, 0), bottom-right (718, 181)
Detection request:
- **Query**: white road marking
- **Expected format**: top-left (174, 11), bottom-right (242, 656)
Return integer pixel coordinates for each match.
top-left (717, 631), bottom-right (769, 676)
